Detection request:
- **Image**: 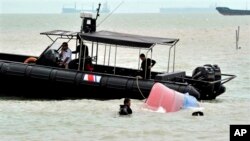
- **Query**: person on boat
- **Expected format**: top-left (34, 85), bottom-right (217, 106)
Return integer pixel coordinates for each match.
top-left (119, 98), bottom-right (132, 115)
top-left (69, 38), bottom-right (92, 70)
top-left (72, 39), bottom-right (89, 58)
top-left (59, 42), bottom-right (72, 69)
top-left (84, 57), bottom-right (94, 71)
top-left (140, 53), bottom-right (156, 79)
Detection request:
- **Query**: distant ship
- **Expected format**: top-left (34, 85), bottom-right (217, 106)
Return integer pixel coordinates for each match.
top-left (62, 2), bottom-right (110, 13)
top-left (216, 7), bottom-right (250, 15)
top-left (62, 5), bottom-right (81, 13)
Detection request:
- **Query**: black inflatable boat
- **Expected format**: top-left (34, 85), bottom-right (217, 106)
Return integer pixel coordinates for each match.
top-left (0, 6), bottom-right (235, 100)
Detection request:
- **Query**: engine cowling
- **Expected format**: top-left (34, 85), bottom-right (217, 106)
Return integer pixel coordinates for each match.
top-left (192, 64), bottom-right (223, 99)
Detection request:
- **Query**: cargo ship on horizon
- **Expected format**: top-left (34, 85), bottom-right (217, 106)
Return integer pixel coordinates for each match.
top-left (216, 7), bottom-right (250, 15)
top-left (62, 2), bottom-right (110, 13)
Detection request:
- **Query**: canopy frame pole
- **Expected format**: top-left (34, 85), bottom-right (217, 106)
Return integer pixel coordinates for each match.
top-left (103, 44), bottom-right (107, 65)
top-left (46, 35), bottom-right (55, 42)
top-left (82, 40), bottom-right (87, 71)
top-left (91, 42), bottom-right (94, 58)
top-left (167, 39), bottom-right (179, 73)
top-left (150, 48), bottom-right (153, 79)
top-left (145, 50), bottom-right (149, 79)
top-left (75, 38), bottom-right (78, 59)
top-left (138, 48), bottom-right (141, 70)
top-left (45, 34), bottom-right (74, 44)
top-left (167, 45), bottom-right (174, 73)
top-left (48, 37), bottom-right (59, 49)
top-left (108, 45), bottom-right (111, 66)
top-left (145, 45), bottom-right (155, 79)
top-left (65, 38), bottom-right (73, 44)
top-left (114, 45), bottom-right (118, 75)
top-left (78, 37), bottom-right (83, 71)
top-left (96, 42), bottom-right (99, 65)
top-left (173, 44), bottom-right (176, 72)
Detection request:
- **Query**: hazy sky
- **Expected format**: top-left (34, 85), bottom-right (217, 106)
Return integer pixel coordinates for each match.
top-left (0, 0), bottom-right (249, 13)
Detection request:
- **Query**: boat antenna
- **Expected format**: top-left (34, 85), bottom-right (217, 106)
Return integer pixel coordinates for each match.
top-left (96, 3), bottom-right (101, 20)
top-left (97, 1), bottom-right (124, 27)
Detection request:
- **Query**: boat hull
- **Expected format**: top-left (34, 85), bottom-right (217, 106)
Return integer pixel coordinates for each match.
top-left (0, 60), bottom-right (200, 100)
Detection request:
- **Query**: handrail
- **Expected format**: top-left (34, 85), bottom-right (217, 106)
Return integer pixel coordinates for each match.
top-left (176, 74), bottom-right (236, 85)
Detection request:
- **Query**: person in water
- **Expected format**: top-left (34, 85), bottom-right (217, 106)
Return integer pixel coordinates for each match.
top-left (119, 98), bottom-right (132, 115)
top-left (192, 111), bottom-right (204, 116)
top-left (140, 53), bottom-right (156, 79)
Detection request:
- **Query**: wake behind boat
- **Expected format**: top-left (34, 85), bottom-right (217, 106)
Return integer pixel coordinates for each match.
top-left (0, 4), bottom-right (236, 100)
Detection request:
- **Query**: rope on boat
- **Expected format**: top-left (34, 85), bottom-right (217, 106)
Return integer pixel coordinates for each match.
top-left (136, 76), bottom-right (147, 100)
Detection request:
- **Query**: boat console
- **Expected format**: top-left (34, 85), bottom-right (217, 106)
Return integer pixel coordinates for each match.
top-left (80, 12), bottom-right (96, 33)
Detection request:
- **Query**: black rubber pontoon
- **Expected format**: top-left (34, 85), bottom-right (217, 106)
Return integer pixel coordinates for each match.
top-left (0, 60), bottom-right (200, 99)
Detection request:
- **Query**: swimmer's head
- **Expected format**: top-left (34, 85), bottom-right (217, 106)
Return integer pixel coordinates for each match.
top-left (124, 98), bottom-right (131, 106)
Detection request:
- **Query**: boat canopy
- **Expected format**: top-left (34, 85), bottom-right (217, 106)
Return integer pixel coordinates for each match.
top-left (80, 31), bottom-right (179, 48)
top-left (41, 30), bottom-right (179, 48)
top-left (40, 30), bottom-right (78, 37)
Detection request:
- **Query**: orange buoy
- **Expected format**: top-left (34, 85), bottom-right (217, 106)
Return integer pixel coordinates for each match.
top-left (24, 57), bottom-right (37, 64)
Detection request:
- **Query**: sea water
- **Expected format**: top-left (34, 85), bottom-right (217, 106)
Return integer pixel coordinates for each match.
top-left (0, 13), bottom-right (250, 141)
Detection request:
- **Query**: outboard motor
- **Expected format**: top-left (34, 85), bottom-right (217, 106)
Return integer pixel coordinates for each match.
top-left (192, 65), bottom-right (215, 99)
top-left (192, 64), bottom-right (224, 99)
top-left (204, 64), bottom-right (222, 91)
top-left (192, 65), bottom-right (215, 82)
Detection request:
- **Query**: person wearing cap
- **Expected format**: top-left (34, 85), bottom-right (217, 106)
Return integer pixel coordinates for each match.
top-left (72, 38), bottom-right (89, 58)
top-left (72, 44), bottom-right (89, 58)
top-left (68, 39), bottom-right (93, 71)
top-left (59, 42), bottom-right (72, 69)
